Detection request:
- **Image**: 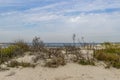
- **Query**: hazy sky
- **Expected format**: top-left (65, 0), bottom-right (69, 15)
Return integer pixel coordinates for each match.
top-left (0, 0), bottom-right (120, 43)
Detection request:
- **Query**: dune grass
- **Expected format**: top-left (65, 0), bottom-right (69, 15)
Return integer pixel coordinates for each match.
top-left (94, 43), bottom-right (120, 68)
top-left (1, 41), bottom-right (120, 69)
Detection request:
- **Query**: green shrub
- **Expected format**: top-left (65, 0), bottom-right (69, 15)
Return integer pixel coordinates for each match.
top-left (0, 46), bottom-right (18, 57)
top-left (0, 45), bottom-right (23, 64)
top-left (95, 51), bottom-right (119, 62)
top-left (95, 48), bottom-right (120, 69)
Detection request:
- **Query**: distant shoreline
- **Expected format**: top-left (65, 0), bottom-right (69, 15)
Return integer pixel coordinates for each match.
top-left (0, 43), bottom-right (99, 48)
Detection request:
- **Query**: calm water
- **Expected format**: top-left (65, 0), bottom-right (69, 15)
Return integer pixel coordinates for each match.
top-left (44, 43), bottom-right (98, 47)
top-left (0, 43), bottom-right (99, 48)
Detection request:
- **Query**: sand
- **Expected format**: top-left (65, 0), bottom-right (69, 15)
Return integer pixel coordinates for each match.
top-left (0, 63), bottom-right (120, 80)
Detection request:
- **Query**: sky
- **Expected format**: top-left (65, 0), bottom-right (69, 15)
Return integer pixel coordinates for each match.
top-left (0, 0), bottom-right (120, 43)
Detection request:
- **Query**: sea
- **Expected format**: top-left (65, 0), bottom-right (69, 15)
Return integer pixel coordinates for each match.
top-left (45, 43), bottom-right (98, 47)
top-left (0, 43), bottom-right (99, 48)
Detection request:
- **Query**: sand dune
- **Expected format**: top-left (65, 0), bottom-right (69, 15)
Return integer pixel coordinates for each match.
top-left (0, 63), bottom-right (120, 80)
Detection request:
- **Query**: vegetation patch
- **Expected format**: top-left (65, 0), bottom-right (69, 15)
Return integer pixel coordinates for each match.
top-left (7, 61), bottom-right (36, 68)
top-left (45, 57), bottom-right (66, 68)
top-left (78, 59), bottom-right (95, 65)
top-left (0, 45), bottom-right (22, 64)
top-left (14, 40), bottom-right (29, 52)
top-left (94, 43), bottom-right (120, 69)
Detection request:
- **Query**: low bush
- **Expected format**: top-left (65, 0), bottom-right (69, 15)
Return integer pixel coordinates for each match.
top-left (7, 61), bottom-right (19, 68)
top-left (112, 62), bottom-right (120, 69)
top-left (32, 36), bottom-right (44, 52)
top-left (78, 59), bottom-right (95, 65)
top-left (14, 40), bottom-right (29, 52)
top-left (0, 66), bottom-right (9, 71)
top-left (7, 61), bottom-right (36, 68)
top-left (95, 49), bottom-right (120, 68)
top-left (0, 45), bottom-right (23, 64)
top-left (45, 57), bottom-right (66, 68)
top-left (45, 58), bottom-right (59, 68)
top-left (95, 51), bottom-right (119, 62)
top-left (0, 46), bottom-right (17, 57)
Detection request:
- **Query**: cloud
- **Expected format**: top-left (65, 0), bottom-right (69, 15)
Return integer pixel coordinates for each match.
top-left (1, 0), bottom-right (120, 14)
top-left (0, 0), bottom-right (120, 42)
top-left (0, 12), bottom-right (120, 42)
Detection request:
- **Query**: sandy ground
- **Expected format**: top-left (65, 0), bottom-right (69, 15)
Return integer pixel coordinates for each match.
top-left (0, 63), bottom-right (120, 80)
